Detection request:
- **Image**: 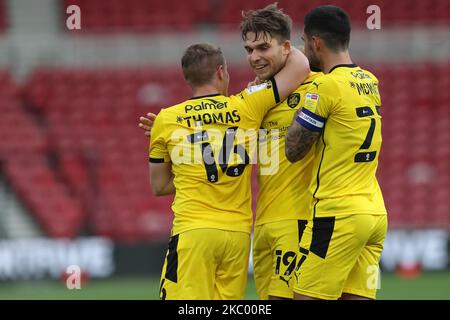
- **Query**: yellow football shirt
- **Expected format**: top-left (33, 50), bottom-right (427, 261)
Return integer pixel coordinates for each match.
top-left (256, 72), bottom-right (322, 225)
top-left (149, 80), bottom-right (280, 236)
top-left (296, 64), bottom-right (387, 217)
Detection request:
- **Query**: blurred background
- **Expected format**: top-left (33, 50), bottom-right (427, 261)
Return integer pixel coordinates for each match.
top-left (0, 0), bottom-right (448, 299)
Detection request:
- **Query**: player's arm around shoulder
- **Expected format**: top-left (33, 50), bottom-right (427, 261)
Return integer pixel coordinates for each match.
top-left (285, 75), bottom-right (334, 163)
top-left (148, 110), bottom-right (175, 196)
top-left (274, 47), bottom-right (310, 102)
top-left (238, 48), bottom-right (310, 123)
top-left (285, 110), bottom-right (321, 163)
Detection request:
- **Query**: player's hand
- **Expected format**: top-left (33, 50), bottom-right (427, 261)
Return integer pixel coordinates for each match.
top-left (247, 77), bottom-right (263, 87)
top-left (138, 112), bottom-right (157, 137)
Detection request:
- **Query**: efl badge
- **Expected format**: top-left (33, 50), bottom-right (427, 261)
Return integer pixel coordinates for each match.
top-left (246, 83), bottom-right (267, 94)
top-left (304, 92), bottom-right (320, 112)
top-left (287, 93), bottom-right (301, 109)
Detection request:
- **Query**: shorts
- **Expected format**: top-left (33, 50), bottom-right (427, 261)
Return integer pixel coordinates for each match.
top-left (159, 228), bottom-right (251, 300)
top-left (253, 219), bottom-right (307, 299)
top-left (293, 214), bottom-right (387, 300)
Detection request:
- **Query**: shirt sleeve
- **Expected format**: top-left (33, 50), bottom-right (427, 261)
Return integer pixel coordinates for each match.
top-left (149, 111), bottom-right (171, 163)
top-left (295, 77), bottom-right (337, 133)
top-left (237, 78), bottom-right (280, 123)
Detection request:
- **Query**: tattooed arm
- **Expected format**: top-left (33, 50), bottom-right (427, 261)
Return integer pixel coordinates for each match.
top-left (285, 109), bottom-right (321, 163)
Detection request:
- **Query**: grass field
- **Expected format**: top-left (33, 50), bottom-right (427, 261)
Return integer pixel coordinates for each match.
top-left (0, 271), bottom-right (449, 300)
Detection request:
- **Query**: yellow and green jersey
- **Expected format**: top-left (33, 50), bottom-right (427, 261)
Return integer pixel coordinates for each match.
top-left (256, 72), bottom-right (322, 225)
top-left (296, 64), bottom-right (387, 217)
top-left (149, 80), bottom-right (280, 236)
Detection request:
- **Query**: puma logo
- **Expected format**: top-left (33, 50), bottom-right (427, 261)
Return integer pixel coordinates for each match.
top-left (279, 276), bottom-right (290, 288)
top-left (312, 82), bottom-right (322, 90)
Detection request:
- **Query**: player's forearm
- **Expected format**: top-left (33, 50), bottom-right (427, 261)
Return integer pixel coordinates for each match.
top-left (151, 175), bottom-right (175, 196)
top-left (158, 178), bottom-right (175, 196)
top-left (275, 48), bottom-right (310, 102)
top-left (285, 122), bottom-right (306, 163)
top-left (285, 48), bottom-right (310, 80)
top-left (149, 162), bottom-right (175, 196)
top-left (285, 110), bottom-right (318, 163)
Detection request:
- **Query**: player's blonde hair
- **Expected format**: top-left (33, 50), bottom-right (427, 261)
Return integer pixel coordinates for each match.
top-left (181, 43), bottom-right (225, 87)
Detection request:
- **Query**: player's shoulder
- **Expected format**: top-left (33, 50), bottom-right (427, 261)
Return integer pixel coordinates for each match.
top-left (359, 67), bottom-right (379, 83)
top-left (290, 72), bottom-right (325, 93)
top-left (235, 80), bottom-right (275, 99)
top-left (160, 97), bottom-right (206, 116)
top-left (153, 101), bottom-right (185, 126)
top-left (305, 71), bottom-right (324, 84)
top-left (307, 72), bottom-right (340, 95)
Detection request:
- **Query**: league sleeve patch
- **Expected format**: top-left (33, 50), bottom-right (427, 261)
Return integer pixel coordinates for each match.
top-left (246, 83), bottom-right (268, 95)
top-left (304, 92), bottom-right (320, 112)
top-left (296, 108), bottom-right (325, 132)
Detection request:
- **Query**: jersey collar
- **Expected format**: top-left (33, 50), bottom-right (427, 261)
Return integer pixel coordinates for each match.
top-left (329, 63), bottom-right (358, 73)
top-left (189, 93), bottom-right (222, 100)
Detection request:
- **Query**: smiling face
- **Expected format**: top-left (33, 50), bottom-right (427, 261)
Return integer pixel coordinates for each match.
top-left (244, 31), bottom-right (290, 81)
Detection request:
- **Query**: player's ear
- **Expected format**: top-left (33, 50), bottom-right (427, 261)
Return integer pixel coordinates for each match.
top-left (312, 36), bottom-right (321, 52)
top-left (281, 39), bottom-right (292, 56)
top-left (216, 64), bottom-right (226, 82)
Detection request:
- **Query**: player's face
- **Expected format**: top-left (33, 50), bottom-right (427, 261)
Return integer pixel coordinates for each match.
top-left (244, 32), bottom-right (289, 81)
top-left (301, 31), bottom-right (321, 72)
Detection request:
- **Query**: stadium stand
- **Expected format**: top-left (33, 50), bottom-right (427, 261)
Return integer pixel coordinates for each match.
top-left (63, 0), bottom-right (450, 32)
top-left (0, 71), bottom-right (84, 238)
top-left (0, 0), bottom-right (447, 241)
top-left (376, 63), bottom-right (450, 227)
top-left (23, 69), bottom-right (188, 241)
top-left (0, 0), bottom-right (5, 33)
top-left (0, 63), bottom-right (441, 240)
top-left (63, 0), bottom-right (212, 31)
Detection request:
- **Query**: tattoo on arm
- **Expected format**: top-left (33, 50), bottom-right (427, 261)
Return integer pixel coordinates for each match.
top-left (285, 110), bottom-right (321, 162)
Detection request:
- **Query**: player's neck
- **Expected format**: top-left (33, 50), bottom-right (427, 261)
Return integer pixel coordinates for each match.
top-left (322, 51), bottom-right (353, 74)
top-left (191, 84), bottom-right (222, 98)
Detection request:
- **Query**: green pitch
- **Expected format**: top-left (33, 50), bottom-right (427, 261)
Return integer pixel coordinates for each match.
top-left (0, 272), bottom-right (449, 300)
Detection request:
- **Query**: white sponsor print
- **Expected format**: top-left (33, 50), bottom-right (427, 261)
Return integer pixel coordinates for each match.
top-left (380, 230), bottom-right (449, 271)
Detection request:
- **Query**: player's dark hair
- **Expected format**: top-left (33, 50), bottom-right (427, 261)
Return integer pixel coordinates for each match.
top-left (181, 43), bottom-right (225, 87)
top-left (304, 5), bottom-right (351, 52)
top-left (240, 3), bottom-right (292, 43)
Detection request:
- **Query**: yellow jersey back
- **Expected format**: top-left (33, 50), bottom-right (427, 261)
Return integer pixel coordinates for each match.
top-left (297, 64), bottom-right (387, 217)
top-left (149, 81), bottom-right (280, 235)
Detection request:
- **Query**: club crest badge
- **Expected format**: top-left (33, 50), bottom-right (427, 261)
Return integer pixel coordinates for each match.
top-left (287, 93), bottom-right (301, 108)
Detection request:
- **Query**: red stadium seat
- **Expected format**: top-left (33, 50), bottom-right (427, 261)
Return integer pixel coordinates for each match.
top-left (62, 0), bottom-right (449, 33)
top-left (11, 62), bottom-right (450, 241)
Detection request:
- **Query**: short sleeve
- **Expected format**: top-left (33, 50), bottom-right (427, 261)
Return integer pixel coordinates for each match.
top-left (295, 77), bottom-right (337, 133)
top-left (237, 78), bottom-right (280, 123)
top-left (149, 112), bottom-right (171, 163)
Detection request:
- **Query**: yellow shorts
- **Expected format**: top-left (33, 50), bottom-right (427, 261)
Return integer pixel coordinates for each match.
top-left (253, 220), bottom-right (308, 299)
top-left (159, 228), bottom-right (251, 300)
top-left (293, 214), bottom-right (387, 300)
